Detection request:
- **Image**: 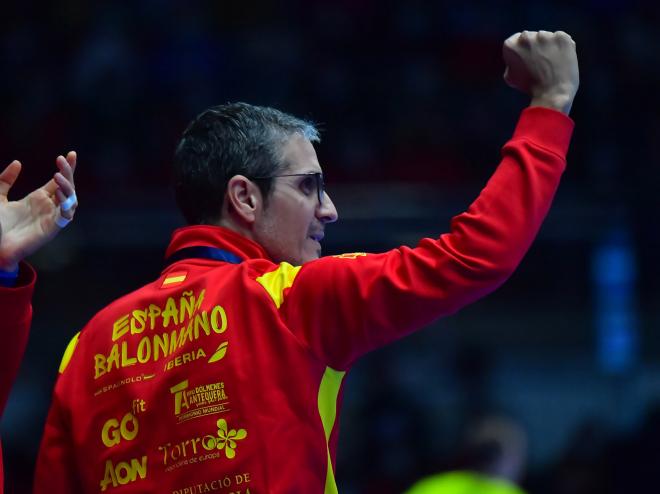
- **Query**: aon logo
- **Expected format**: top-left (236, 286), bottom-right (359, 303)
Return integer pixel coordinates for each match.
top-left (100, 456), bottom-right (148, 491)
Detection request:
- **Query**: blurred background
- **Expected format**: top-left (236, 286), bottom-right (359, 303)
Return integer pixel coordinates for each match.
top-left (1, 0), bottom-right (659, 492)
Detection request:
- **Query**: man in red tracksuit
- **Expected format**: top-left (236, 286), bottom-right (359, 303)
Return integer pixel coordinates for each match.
top-left (0, 152), bottom-right (78, 493)
top-left (34, 31), bottom-right (579, 493)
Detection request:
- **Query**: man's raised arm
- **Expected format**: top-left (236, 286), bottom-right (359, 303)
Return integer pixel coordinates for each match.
top-left (277, 31), bottom-right (580, 369)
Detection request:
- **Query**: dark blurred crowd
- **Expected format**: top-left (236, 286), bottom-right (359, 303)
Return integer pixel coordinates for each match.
top-left (341, 345), bottom-right (660, 493)
top-left (3, 1), bottom-right (660, 201)
top-left (2, 1), bottom-right (660, 492)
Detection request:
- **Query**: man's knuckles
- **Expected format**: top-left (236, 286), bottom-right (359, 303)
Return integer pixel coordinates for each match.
top-left (537, 31), bottom-right (554, 43)
top-left (504, 32), bottom-right (521, 49)
top-left (554, 31), bottom-right (576, 46)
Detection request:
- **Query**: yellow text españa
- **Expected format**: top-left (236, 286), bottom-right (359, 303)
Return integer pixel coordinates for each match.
top-left (94, 290), bottom-right (228, 379)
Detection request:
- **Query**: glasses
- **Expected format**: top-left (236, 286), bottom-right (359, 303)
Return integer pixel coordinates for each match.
top-left (250, 172), bottom-right (326, 205)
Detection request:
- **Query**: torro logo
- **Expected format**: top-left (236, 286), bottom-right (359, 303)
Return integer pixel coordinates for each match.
top-left (158, 418), bottom-right (248, 470)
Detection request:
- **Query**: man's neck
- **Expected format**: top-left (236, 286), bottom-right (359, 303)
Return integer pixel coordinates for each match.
top-left (215, 217), bottom-right (256, 244)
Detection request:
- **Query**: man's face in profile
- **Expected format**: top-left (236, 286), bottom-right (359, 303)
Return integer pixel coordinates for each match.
top-left (253, 134), bottom-right (339, 266)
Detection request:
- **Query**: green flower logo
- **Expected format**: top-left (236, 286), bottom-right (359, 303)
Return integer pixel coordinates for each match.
top-left (216, 418), bottom-right (247, 459)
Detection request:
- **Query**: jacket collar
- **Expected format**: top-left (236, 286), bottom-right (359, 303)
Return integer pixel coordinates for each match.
top-left (164, 225), bottom-right (270, 265)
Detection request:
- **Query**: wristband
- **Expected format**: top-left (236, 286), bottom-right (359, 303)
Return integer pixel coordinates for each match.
top-left (0, 265), bottom-right (19, 288)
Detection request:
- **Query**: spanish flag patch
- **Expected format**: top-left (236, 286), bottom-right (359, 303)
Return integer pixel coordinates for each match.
top-left (161, 271), bottom-right (187, 288)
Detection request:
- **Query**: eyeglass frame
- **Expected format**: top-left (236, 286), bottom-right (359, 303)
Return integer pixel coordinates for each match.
top-left (249, 172), bottom-right (326, 205)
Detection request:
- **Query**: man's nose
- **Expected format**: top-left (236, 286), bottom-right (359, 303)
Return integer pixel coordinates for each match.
top-left (318, 191), bottom-right (338, 223)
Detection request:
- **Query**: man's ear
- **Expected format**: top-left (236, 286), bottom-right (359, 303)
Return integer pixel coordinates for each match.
top-left (224, 175), bottom-right (262, 224)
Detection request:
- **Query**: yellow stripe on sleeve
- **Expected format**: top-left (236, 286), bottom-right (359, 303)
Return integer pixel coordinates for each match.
top-left (255, 263), bottom-right (301, 309)
top-left (59, 331), bottom-right (81, 374)
top-left (317, 366), bottom-right (346, 494)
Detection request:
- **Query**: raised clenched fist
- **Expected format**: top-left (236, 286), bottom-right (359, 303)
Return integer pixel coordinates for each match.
top-left (503, 30), bottom-right (579, 115)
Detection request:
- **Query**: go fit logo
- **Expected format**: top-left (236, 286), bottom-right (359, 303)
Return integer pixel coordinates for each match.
top-left (99, 403), bottom-right (148, 491)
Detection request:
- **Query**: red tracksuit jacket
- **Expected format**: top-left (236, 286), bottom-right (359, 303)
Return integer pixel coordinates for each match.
top-left (0, 263), bottom-right (36, 494)
top-left (34, 107), bottom-right (574, 493)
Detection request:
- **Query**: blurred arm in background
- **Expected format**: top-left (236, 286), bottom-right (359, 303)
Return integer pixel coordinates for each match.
top-left (0, 151), bottom-right (78, 491)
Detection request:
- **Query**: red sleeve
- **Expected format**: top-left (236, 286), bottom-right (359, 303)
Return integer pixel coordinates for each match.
top-left (280, 107), bottom-right (574, 369)
top-left (0, 262), bottom-right (36, 415)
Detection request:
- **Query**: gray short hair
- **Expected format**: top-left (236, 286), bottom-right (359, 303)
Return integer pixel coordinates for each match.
top-left (173, 102), bottom-right (319, 225)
